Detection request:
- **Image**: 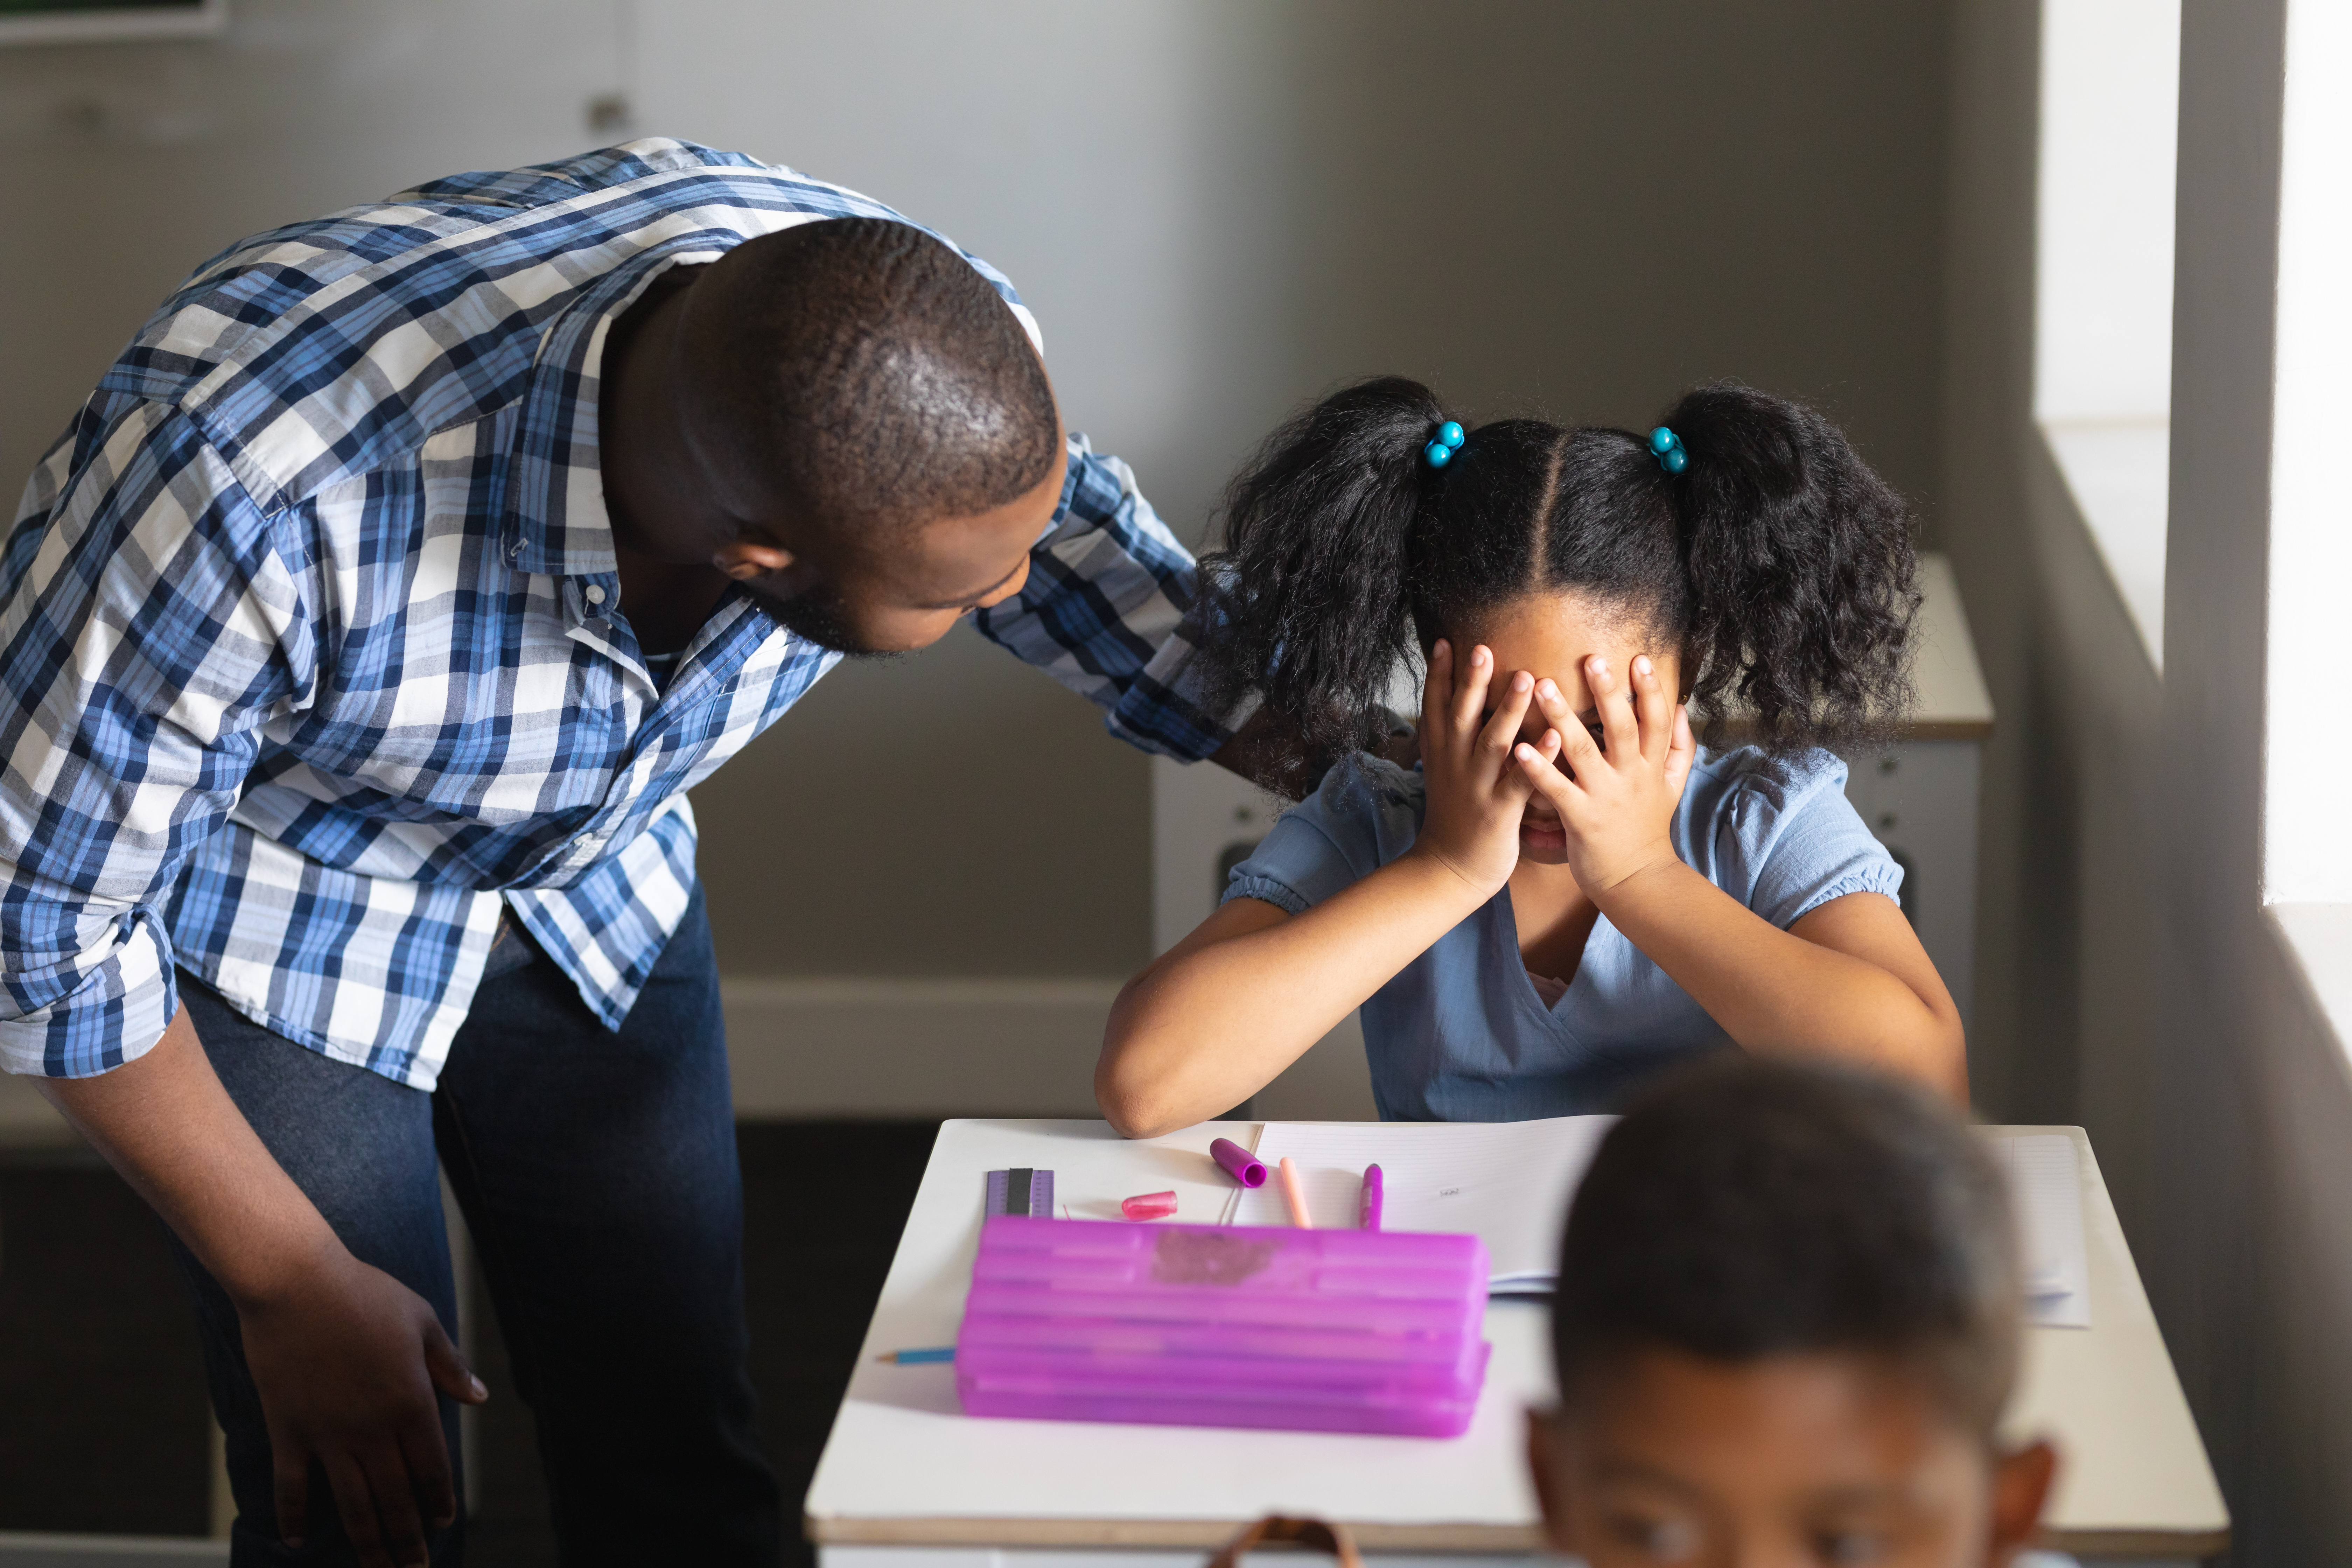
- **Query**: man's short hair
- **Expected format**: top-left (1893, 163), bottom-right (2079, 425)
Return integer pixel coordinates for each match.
top-left (702, 217), bottom-right (1060, 539)
top-left (1552, 1058), bottom-right (2022, 1440)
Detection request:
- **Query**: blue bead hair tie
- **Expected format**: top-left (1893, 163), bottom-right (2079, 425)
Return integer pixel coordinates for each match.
top-left (1649, 426), bottom-right (1689, 475)
top-left (1423, 420), bottom-right (1466, 468)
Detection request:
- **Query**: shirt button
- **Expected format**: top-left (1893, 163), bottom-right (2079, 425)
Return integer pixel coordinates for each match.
top-left (586, 584), bottom-right (606, 606)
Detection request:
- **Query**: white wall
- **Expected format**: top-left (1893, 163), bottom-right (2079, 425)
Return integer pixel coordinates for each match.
top-left (2032, 0), bottom-right (2179, 671)
top-left (0, 1), bottom-right (1959, 1114)
top-left (1942, 0), bottom-right (2352, 1556)
top-left (2033, 0), bottom-right (2179, 424)
top-left (643, 0), bottom-right (1965, 984)
top-left (0, 1), bottom-right (1959, 998)
top-left (2259, 0), bottom-right (2352, 906)
top-left (0, 1), bottom-right (628, 492)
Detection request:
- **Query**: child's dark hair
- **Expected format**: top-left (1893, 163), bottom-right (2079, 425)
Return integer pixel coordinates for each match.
top-left (1552, 1057), bottom-right (2021, 1441)
top-left (1195, 377), bottom-right (1919, 772)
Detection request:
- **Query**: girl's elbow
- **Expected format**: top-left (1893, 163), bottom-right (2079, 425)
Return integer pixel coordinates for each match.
top-left (1892, 997), bottom-right (1969, 1105)
top-left (1096, 997), bottom-right (1179, 1139)
top-left (1094, 1062), bottom-right (1182, 1140)
top-left (1930, 1011), bottom-right (1970, 1106)
top-left (1101, 1099), bottom-right (1182, 1141)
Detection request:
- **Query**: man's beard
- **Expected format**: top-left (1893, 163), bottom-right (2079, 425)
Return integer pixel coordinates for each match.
top-left (755, 580), bottom-right (896, 660)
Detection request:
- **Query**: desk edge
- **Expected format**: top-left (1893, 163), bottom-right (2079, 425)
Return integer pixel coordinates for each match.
top-left (2045, 1525), bottom-right (2232, 1558)
top-left (806, 1517), bottom-right (2226, 1558)
top-left (806, 1518), bottom-right (1544, 1552)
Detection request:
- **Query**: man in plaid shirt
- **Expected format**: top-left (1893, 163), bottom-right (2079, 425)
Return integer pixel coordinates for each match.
top-left (1, 141), bottom-right (1241, 1566)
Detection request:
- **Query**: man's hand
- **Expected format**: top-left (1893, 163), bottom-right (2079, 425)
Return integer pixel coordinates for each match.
top-left (239, 1251), bottom-right (487, 1566)
top-left (37, 1008), bottom-right (485, 1568)
top-left (1513, 652), bottom-right (1695, 896)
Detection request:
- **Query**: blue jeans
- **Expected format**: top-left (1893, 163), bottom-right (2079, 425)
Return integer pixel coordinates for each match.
top-left (166, 887), bottom-right (781, 1565)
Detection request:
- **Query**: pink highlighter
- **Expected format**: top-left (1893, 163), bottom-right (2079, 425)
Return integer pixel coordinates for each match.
top-left (956, 1215), bottom-right (1492, 1437)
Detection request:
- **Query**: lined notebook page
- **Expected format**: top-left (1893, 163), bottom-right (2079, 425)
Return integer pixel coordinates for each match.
top-left (1229, 1120), bottom-right (2092, 1323)
top-left (1998, 1134), bottom-right (2091, 1329)
top-left (1231, 1118), bottom-right (1615, 1286)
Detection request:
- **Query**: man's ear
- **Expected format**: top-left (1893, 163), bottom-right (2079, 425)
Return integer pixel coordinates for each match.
top-left (1525, 1407), bottom-right (1582, 1557)
top-left (1984, 1438), bottom-right (2058, 1566)
top-left (712, 538), bottom-right (798, 584)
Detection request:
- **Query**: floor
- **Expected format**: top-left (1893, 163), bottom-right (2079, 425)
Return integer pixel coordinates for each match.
top-left (0, 1121), bottom-right (942, 1567)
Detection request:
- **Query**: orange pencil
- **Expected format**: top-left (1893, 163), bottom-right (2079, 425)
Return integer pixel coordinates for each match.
top-left (1279, 1156), bottom-right (1313, 1228)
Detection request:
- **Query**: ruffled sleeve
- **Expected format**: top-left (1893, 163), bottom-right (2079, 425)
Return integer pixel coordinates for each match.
top-left (1219, 757), bottom-right (1422, 916)
top-left (1690, 749), bottom-right (1905, 929)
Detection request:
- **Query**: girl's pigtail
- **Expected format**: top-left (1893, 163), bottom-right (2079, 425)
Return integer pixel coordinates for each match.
top-left (1194, 376), bottom-right (1453, 781)
top-left (1662, 382), bottom-right (1921, 754)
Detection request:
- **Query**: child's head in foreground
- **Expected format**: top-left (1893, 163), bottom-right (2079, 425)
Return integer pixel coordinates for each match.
top-left (1533, 1057), bottom-right (2056, 1567)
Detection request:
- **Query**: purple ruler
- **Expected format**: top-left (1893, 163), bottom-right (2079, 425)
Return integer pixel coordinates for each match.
top-left (985, 1167), bottom-right (1055, 1219)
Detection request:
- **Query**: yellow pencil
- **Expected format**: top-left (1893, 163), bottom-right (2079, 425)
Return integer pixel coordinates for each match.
top-left (1279, 1156), bottom-right (1313, 1228)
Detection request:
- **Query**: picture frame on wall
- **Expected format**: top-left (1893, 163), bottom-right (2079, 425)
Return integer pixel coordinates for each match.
top-left (0, 0), bottom-right (225, 46)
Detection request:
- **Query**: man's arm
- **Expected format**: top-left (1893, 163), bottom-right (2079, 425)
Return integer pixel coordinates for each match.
top-left (0, 402), bottom-right (479, 1568)
top-left (1204, 705), bottom-right (1421, 800)
top-left (42, 1009), bottom-right (485, 1561)
top-left (971, 435), bottom-right (1417, 799)
top-left (970, 435), bottom-right (1239, 761)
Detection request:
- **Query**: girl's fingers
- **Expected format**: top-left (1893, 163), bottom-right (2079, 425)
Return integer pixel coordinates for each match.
top-left (1477, 671), bottom-right (1536, 780)
top-left (1417, 640), bottom-right (1451, 760)
top-left (1530, 678), bottom-right (1597, 770)
top-left (1514, 735), bottom-right (1577, 808)
top-left (1550, 685), bottom-right (1605, 778)
top-left (1589, 656), bottom-right (1640, 764)
top-left (1630, 654), bottom-right (1673, 765)
top-left (1663, 704), bottom-right (1698, 798)
top-left (1450, 644), bottom-right (1494, 736)
top-left (1529, 675), bottom-right (1577, 735)
top-left (1495, 727), bottom-right (1544, 804)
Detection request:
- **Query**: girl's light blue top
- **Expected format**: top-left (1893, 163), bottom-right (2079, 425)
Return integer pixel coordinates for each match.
top-left (1222, 746), bottom-right (1904, 1121)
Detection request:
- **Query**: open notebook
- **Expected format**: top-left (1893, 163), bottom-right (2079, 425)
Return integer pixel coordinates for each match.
top-left (1997, 1134), bottom-right (2092, 1329)
top-left (1227, 1118), bottom-right (2093, 1326)
top-left (1227, 1118), bottom-right (1612, 1294)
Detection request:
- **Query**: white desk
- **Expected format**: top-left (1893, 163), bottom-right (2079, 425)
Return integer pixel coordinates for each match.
top-left (805, 1120), bottom-right (2226, 1566)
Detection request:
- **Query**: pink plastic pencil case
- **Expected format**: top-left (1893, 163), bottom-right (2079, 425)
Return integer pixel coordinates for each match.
top-left (956, 1215), bottom-right (1492, 1437)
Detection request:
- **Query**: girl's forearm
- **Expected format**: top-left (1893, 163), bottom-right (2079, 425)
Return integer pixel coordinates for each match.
top-left (1594, 860), bottom-right (1967, 1098)
top-left (1098, 852), bottom-right (1491, 1136)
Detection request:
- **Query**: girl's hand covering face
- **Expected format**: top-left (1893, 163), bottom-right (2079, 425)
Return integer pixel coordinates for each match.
top-left (1516, 653), bottom-right (1696, 895)
top-left (1406, 640), bottom-right (1552, 897)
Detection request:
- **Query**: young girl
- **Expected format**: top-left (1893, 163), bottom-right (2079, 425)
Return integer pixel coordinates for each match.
top-left (1097, 378), bottom-right (1965, 1134)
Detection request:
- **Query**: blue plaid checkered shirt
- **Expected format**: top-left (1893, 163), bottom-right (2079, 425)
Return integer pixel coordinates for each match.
top-left (0, 140), bottom-right (1228, 1089)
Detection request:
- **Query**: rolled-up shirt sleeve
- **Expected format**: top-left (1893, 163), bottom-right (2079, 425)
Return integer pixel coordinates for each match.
top-left (0, 400), bottom-right (306, 1077)
top-left (973, 433), bottom-right (1239, 762)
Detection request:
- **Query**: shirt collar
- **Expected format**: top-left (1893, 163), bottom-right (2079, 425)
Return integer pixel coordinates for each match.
top-left (500, 244), bottom-right (726, 578)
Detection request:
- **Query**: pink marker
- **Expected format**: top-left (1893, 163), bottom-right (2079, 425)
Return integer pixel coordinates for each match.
top-left (1121, 1190), bottom-right (1178, 1221)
